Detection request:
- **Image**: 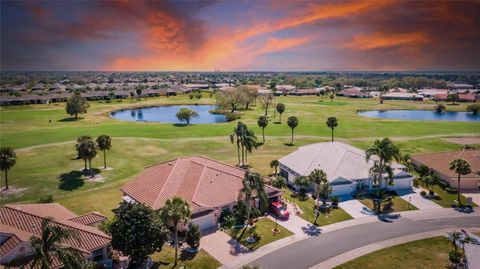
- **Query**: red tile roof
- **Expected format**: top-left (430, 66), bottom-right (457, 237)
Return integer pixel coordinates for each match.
top-left (0, 204), bottom-right (111, 254)
top-left (69, 212), bottom-right (107, 226)
top-left (0, 234), bottom-right (22, 257)
top-left (412, 149), bottom-right (480, 179)
top-left (122, 156), bottom-right (248, 212)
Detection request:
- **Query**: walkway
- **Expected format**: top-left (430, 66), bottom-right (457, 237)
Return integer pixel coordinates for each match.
top-left (201, 230), bottom-right (237, 265)
top-left (398, 187), bottom-right (442, 210)
top-left (339, 198), bottom-right (374, 219)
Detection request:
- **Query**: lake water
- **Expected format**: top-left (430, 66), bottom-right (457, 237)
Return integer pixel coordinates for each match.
top-left (358, 110), bottom-right (480, 122)
top-left (110, 105), bottom-right (227, 124)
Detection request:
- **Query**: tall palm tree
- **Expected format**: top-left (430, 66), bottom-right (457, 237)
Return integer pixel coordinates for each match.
top-left (270, 160), bottom-right (279, 175)
top-left (326, 117), bottom-right (338, 142)
top-left (76, 138), bottom-right (97, 176)
top-left (287, 116), bottom-right (299, 145)
top-left (96, 135), bottom-right (112, 169)
top-left (29, 218), bottom-right (82, 269)
top-left (0, 147), bottom-right (16, 190)
top-left (449, 158), bottom-right (472, 206)
top-left (241, 127), bottom-right (257, 165)
top-left (159, 196), bottom-right (191, 267)
top-left (76, 136), bottom-right (93, 170)
top-left (420, 173), bottom-right (439, 196)
top-left (308, 169), bottom-right (328, 225)
top-left (365, 138), bottom-right (401, 212)
top-left (241, 171), bottom-right (268, 227)
top-left (276, 103), bottom-right (285, 123)
top-left (257, 116), bottom-right (268, 142)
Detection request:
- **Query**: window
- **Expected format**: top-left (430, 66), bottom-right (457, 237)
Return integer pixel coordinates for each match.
top-left (92, 248), bottom-right (104, 261)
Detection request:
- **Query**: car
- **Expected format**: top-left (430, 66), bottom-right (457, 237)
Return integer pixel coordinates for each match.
top-left (270, 202), bottom-right (289, 219)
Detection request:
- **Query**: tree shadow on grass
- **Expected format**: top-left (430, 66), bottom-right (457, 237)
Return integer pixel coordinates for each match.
top-left (58, 117), bottom-right (83, 122)
top-left (172, 123), bottom-right (189, 127)
top-left (58, 171), bottom-right (85, 190)
top-left (283, 143), bottom-right (295, 147)
top-left (179, 250), bottom-right (197, 261)
top-left (256, 142), bottom-right (264, 147)
top-left (274, 122), bottom-right (282, 124)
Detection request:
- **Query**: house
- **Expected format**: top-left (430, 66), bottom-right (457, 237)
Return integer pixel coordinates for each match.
top-left (278, 142), bottom-right (414, 196)
top-left (0, 203), bottom-right (110, 268)
top-left (121, 156), bottom-right (282, 230)
top-left (434, 93), bottom-right (478, 102)
top-left (336, 88), bottom-right (371, 98)
top-left (412, 149), bottom-right (480, 190)
top-left (288, 88), bottom-right (319, 96)
top-left (381, 92), bottom-right (424, 101)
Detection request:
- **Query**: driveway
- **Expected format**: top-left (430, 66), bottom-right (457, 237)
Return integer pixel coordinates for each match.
top-left (398, 188), bottom-right (442, 210)
top-left (339, 198), bottom-right (373, 219)
top-left (463, 191), bottom-right (480, 206)
top-left (201, 230), bottom-right (238, 265)
top-left (267, 203), bottom-right (320, 237)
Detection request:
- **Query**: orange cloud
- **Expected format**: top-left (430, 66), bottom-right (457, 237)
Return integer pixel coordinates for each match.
top-left (343, 32), bottom-right (431, 51)
top-left (255, 37), bottom-right (309, 55)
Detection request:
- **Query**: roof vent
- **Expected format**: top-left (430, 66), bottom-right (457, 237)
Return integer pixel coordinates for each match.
top-left (16, 207), bottom-right (22, 211)
top-left (168, 162), bottom-right (172, 166)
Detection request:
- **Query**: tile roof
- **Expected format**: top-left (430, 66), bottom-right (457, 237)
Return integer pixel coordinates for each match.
top-left (0, 204), bottom-right (111, 254)
top-left (69, 212), bottom-right (107, 226)
top-left (0, 234), bottom-right (22, 257)
top-left (412, 149), bottom-right (480, 179)
top-left (122, 156), bottom-right (248, 212)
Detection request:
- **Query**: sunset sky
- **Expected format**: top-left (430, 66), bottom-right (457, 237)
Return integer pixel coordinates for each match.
top-left (1, 0), bottom-right (480, 71)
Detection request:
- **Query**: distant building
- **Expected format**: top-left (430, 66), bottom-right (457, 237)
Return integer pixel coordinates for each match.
top-left (336, 88), bottom-right (371, 98)
top-left (381, 92), bottom-right (424, 101)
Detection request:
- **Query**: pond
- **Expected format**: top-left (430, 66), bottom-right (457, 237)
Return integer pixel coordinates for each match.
top-left (358, 110), bottom-right (480, 122)
top-left (110, 105), bottom-right (227, 124)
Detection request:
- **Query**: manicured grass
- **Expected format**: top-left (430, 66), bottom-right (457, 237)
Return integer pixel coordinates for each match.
top-left (335, 236), bottom-right (451, 269)
top-left (1, 95), bottom-right (478, 217)
top-left (359, 196), bottom-right (418, 213)
top-left (283, 189), bottom-right (353, 226)
top-left (429, 185), bottom-right (477, 208)
top-left (151, 246), bottom-right (220, 269)
top-left (230, 218), bottom-right (293, 250)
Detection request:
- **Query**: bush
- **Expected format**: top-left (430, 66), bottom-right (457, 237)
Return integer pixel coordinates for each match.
top-left (185, 222), bottom-right (201, 249)
top-left (225, 112), bottom-right (239, 122)
top-left (311, 194), bottom-right (317, 200)
top-left (250, 208), bottom-right (262, 219)
top-left (38, 194), bottom-right (54, 203)
top-left (446, 187), bottom-right (458, 194)
top-left (331, 196), bottom-right (339, 208)
top-left (413, 178), bottom-right (420, 188)
top-left (467, 103), bottom-right (480, 114)
top-left (438, 180), bottom-right (449, 190)
top-left (420, 191), bottom-right (427, 197)
top-left (271, 175), bottom-right (287, 189)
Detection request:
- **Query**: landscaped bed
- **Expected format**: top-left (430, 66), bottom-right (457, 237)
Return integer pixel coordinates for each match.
top-left (428, 185), bottom-right (477, 208)
top-left (151, 246), bottom-right (221, 269)
top-left (334, 236), bottom-right (450, 269)
top-left (229, 218), bottom-right (294, 250)
top-left (359, 196), bottom-right (418, 213)
top-left (283, 188), bottom-right (353, 226)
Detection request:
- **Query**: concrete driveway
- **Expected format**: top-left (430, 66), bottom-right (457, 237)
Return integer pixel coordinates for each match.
top-left (339, 198), bottom-right (373, 219)
top-left (398, 188), bottom-right (442, 210)
top-left (463, 191), bottom-right (480, 206)
top-left (267, 203), bottom-right (320, 237)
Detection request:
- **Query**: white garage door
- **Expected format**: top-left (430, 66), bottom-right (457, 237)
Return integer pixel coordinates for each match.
top-left (331, 184), bottom-right (353, 196)
top-left (192, 214), bottom-right (217, 231)
top-left (391, 177), bottom-right (412, 190)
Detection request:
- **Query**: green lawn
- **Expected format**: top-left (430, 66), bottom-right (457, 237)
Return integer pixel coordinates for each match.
top-left (359, 196), bottom-right (418, 213)
top-left (283, 189), bottom-right (353, 226)
top-left (151, 246), bottom-right (220, 269)
top-left (1, 95), bottom-right (478, 217)
top-left (429, 185), bottom-right (478, 208)
top-left (335, 236), bottom-right (451, 269)
top-left (230, 218), bottom-right (293, 250)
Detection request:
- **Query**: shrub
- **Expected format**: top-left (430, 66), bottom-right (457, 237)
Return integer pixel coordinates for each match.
top-left (413, 178), bottom-right (420, 188)
top-left (464, 144), bottom-right (476, 150)
top-left (434, 103), bottom-right (446, 113)
top-left (420, 190), bottom-right (427, 197)
top-left (225, 112), bottom-right (239, 122)
top-left (311, 194), bottom-right (317, 200)
top-left (438, 180), bottom-right (449, 190)
top-left (185, 222), bottom-right (201, 249)
top-left (38, 194), bottom-right (54, 203)
top-left (331, 196), bottom-right (339, 208)
top-left (271, 175), bottom-right (287, 189)
top-left (446, 187), bottom-right (458, 194)
top-left (467, 103), bottom-right (480, 114)
top-left (250, 208), bottom-right (262, 219)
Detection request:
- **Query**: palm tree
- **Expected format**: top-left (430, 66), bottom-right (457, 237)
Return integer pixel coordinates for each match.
top-left (29, 218), bottom-right (83, 269)
top-left (287, 116), bottom-right (299, 145)
top-left (242, 128), bottom-right (257, 165)
top-left (0, 147), bottom-right (16, 190)
top-left (76, 138), bottom-right (97, 176)
top-left (448, 231), bottom-right (462, 253)
top-left (159, 196), bottom-right (191, 267)
top-left (241, 171), bottom-right (268, 239)
top-left (308, 169), bottom-right (328, 225)
top-left (326, 117), bottom-right (338, 142)
top-left (449, 158), bottom-right (472, 206)
top-left (276, 103), bottom-right (285, 123)
top-left (76, 136), bottom-right (93, 170)
top-left (96, 135), bottom-right (112, 169)
top-left (257, 116), bottom-right (268, 142)
top-left (294, 176), bottom-right (310, 199)
top-left (365, 138), bottom-right (401, 213)
top-left (420, 173), bottom-right (439, 196)
top-left (270, 160), bottom-right (279, 175)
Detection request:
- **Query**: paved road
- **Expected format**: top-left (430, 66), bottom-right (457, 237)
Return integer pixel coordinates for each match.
top-left (247, 214), bottom-right (480, 269)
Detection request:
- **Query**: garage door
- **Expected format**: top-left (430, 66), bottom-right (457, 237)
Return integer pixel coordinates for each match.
top-left (390, 177), bottom-right (412, 190)
top-left (331, 184), bottom-right (353, 196)
top-left (192, 214), bottom-right (217, 231)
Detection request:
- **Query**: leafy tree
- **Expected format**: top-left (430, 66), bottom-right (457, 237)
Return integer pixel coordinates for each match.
top-left (29, 218), bottom-right (83, 269)
top-left (449, 158), bottom-right (471, 206)
top-left (435, 103), bottom-right (446, 113)
top-left (329, 93), bottom-right (335, 102)
top-left (287, 116), bottom-right (299, 144)
top-left (75, 137), bottom-right (97, 175)
top-left (420, 173), bottom-right (439, 196)
top-left (159, 196), bottom-right (191, 267)
top-left (447, 93), bottom-right (459, 105)
top-left (185, 222), bottom-right (201, 250)
top-left (136, 87), bottom-right (142, 101)
top-left (111, 202), bottom-right (169, 268)
top-left (270, 159), bottom-right (279, 175)
top-left (65, 92), bottom-right (89, 119)
top-left (260, 94), bottom-right (274, 116)
top-left (176, 108), bottom-right (199, 125)
top-left (294, 176), bottom-right (310, 199)
top-left (467, 103), bottom-right (480, 114)
top-left (326, 117), bottom-right (338, 142)
top-left (271, 175), bottom-right (287, 189)
top-left (317, 181), bottom-right (332, 209)
top-left (400, 154), bottom-right (414, 172)
top-left (0, 147), bottom-right (16, 190)
top-left (257, 116), bottom-right (268, 142)
top-left (96, 135), bottom-right (112, 169)
top-left (276, 103), bottom-right (285, 122)
top-left (365, 138), bottom-right (401, 213)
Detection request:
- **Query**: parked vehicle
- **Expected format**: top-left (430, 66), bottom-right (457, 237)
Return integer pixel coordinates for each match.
top-left (270, 202), bottom-right (289, 219)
